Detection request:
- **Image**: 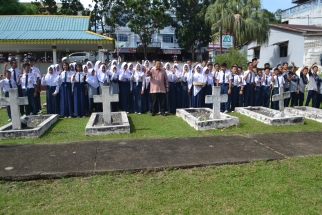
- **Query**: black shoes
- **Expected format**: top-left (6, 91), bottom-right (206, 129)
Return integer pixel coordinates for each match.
top-left (151, 113), bottom-right (156, 116)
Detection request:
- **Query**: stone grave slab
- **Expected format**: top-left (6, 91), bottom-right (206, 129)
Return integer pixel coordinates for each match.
top-left (176, 87), bottom-right (239, 130)
top-left (285, 106), bottom-right (322, 123)
top-left (85, 86), bottom-right (130, 136)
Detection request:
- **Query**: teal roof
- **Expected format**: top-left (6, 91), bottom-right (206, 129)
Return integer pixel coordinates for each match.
top-left (0, 15), bottom-right (89, 31)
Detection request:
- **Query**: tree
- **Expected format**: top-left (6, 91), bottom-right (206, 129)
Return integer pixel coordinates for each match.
top-left (0, 0), bottom-right (37, 15)
top-left (172, 0), bottom-right (213, 61)
top-left (205, 0), bottom-right (270, 50)
top-left (275, 9), bottom-right (282, 23)
top-left (35, 0), bottom-right (58, 14)
top-left (110, 0), bottom-right (172, 60)
top-left (60, 0), bottom-right (84, 15)
top-left (262, 9), bottom-right (281, 24)
top-left (214, 48), bottom-right (248, 69)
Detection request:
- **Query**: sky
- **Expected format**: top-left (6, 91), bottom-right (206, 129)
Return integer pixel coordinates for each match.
top-left (20, 0), bottom-right (295, 13)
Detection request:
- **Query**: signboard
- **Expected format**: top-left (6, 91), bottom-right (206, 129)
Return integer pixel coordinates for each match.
top-left (211, 35), bottom-right (233, 49)
top-left (163, 49), bottom-right (181, 54)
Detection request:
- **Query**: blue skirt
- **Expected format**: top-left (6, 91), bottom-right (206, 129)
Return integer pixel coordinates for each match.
top-left (60, 82), bottom-right (72, 117)
top-left (167, 82), bottom-right (176, 113)
top-left (132, 82), bottom-right (144, 113)
top-left (46, 86), bottom-right (58, 114)
top-left (192, 87), bottom-right (205, 108)
top-left (73, 82), bottom-right (86, 117)
top-left (119, 81), bottom-right (131, 112)
top-left (203, 84), bottom-right (212, 108)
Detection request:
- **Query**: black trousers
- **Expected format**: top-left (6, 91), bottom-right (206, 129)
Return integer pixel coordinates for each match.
top-left (151, 93), bottom-right (166, 114)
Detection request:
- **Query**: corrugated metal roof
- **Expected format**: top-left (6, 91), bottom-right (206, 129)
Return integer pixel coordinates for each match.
top-left (0, 15), bottom-right (89, 31)
top-left (0, 31), bottom-right (106, 40)
top-left (269, 24), bottom-right (322, 32)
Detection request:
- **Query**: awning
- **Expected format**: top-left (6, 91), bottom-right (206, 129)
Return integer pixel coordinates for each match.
top-left (248, 45), bottom-right (260, 50)
top-left (272, 40), bottom-right (289, 46)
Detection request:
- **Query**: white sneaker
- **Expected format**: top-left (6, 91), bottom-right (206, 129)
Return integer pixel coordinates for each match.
top-left (224, 110), bottom-right (228, 113)
top-left (38, 110), bottom-right (42, 114)
top-left (68, 116), bottom-right (71, 118)
top-left (22, 114), bottom-right (26, 117)
top-left (8, 119), bottom-right (11, 122)
top-left (138, 112), bottom-right (141, 114)
top-left (232, 111), bottom-right (235, 113)
top-left (82, 116), bottom-right (86, 118)
top-left (64, 116), bottom-right (67, 119)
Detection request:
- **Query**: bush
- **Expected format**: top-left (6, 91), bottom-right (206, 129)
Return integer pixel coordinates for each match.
top-left (214, 48), bottom-right (248, 70)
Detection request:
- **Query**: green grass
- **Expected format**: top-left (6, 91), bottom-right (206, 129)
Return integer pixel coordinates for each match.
top-left (1, 156), bottom-right (321, 214)
top-left (1, 93), bottom-right (322, 144)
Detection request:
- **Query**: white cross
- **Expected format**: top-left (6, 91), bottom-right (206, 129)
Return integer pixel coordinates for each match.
top-left (93, 86), bottom-right (119, 125)
top-left (272, 86), bottom-right (290, 117)
top-left (0, 88), bottom-right (28, 130)
top-left (205, 86), bottom-right (228, 119)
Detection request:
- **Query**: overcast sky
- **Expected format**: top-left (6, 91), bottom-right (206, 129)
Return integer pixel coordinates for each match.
top-left (20, 0), bottom-right (295, 13)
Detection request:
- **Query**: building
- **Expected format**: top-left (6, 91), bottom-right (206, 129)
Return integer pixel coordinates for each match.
top-left (282, 0), bottom-right (322, 26)
top-left (241, 24), bottom-right (322, 68)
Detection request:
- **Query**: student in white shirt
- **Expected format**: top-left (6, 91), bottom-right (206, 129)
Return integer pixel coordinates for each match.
top-left (254, 69), bottom-right (263, 106)
top-left (19, 62), bottom-right (38, 116)
top-left (131, 63), bottom-right (146, 114)
top-left (243, 62), bottom-right (256, 107)
top-left (108, 65), bottom-right (120, 112)
top-left (216, 62), bottom-right (232, 113)
top-left (202, 63), bottom-right (214, 108)
top-left (0, 70), bottom-right (18, 121)
top-left (261, 68), bottom-right (272, 108)
top-left (59, 62), bottom-right (73, 118)
top-left (289, 65), bottom-right (300, 107)
top-left (165, 62), bottom-right (177, 113)
top-left (119, 62), bottom-right (132, 113)
top-left (305, 62), bottom-right (320, 108)
top-left (72, 63), bottom-right (86, 117)
top-left (299, 66), bottom-right (308, 106)
top-left (271, 67), bottom-right (285, 110)
top-left (189, 64), bottom-right (206, 108)
top-left (41, 65), bottom-right (59, 114)
top-left (236, 66), bottom-right (246, 107)
top-left (28, 58), bottom-right (42, 113)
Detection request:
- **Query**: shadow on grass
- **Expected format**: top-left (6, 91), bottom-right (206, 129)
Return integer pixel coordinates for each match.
top-left (128, 116), bottom-right (136, 134)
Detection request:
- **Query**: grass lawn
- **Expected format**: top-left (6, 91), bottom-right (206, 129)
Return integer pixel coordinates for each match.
top-left (0, 93), bottom-right (322, 144)
top-left (1, 156), bottom-right (321, 214)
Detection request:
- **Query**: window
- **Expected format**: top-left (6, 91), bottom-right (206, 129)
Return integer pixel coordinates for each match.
top-left (254, 48), bottom-right (260, 59)
top-left (280, 45), bottom-right (288, 57)
top-left (163, 35), bottom-right (174, 43)
top-left (118, 34), bottom-right (128, 42)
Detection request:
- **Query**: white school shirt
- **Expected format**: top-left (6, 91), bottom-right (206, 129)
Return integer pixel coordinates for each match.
top-left (31, 66), bottom-right (41, 79)
top-left (216, 70), bottom-right (232, 84)
top-left (231, 74), bottom-right (238, 87)
top-left (307, 71), bottom-right (319, 91)
top-left (272, 74), bottom-right (285, 88)
top-left (0, 78), bottom-right (17, 92)
top-left (166, 70), bottom-right (177, 83)
top-left (182, 70), bottom-right (191, 82)
top-left (299, 74), bottom-right (308, 93)
top-left (262, 75), bottom-right (272, 87)
top-left (8, 68), bottom-right (21, 84)
top-left (119, 70), bottom-right (131, 82)
top-left (132, 71), bottom-right (145, 91)
top-left (21, 72), bottom-right (37, 89)
top-left (59, 71), bottom-right (74, 84)
top-left (97, 71), bottom-right (109, 84)
top-left (41, 74), bottom-right (59, 94)
top-left (191, 72), bottom-right (206, 96)
top-left (244, 70), bottom-right (255, 84)
top-left (72, 72), bottom-right (86, 83)
top-left (255, 75), bottom-right (263, 87)
top-left (145, 76), bottom-right (151, 89)
top-left (86, 73), bottom-right (100, 88)
top-left (289, 75), bottom-right (300, 92)
top-left (203, 72), bottom-right (214, 86)
top-left (109, 71), bottom-right (119, 83)
top-left (235, 74), bottom-right (246, 87)
top-left (175, 69), bottom-right (183, 82)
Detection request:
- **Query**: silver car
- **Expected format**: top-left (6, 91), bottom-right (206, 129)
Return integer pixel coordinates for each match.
top-left (62, 52), bottom-right (97, 63)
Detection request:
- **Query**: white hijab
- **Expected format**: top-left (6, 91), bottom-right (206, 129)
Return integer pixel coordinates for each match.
top-left (94, 61), bottom-right (101, 72)
top-left (97, 64), bottom-right (108, 83)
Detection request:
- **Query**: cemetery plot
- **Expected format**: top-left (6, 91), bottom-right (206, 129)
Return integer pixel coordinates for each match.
top-left (285, 106), bottom-right (322, 123)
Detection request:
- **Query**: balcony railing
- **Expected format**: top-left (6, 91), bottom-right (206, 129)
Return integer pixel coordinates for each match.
top-left (137, 41), bottom-right (161, 48)
top-left (282, 0), bottom-right (322, 19)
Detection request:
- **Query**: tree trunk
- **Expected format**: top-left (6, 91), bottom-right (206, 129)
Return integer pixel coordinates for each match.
top-left (191, 46), bottom-right (195, 62)
top-left (220, 28), bottom-right (222, 54)
top-left (144, 44), bottom-right (147, 60)
top-left (233, 33), bottom-right (236, 49)
top-left (100, 17), bottom-right (104, 33)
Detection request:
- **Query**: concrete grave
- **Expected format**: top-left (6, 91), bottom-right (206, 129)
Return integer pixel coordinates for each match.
top-left (85, 86), bottom-right (130, 136)
top-left (285, 106), bottom-right (322, 123)
top-left (176, 87), bottom-right (239, 130)
top-left (0, 88), bottom-right (58, 139)
top-left (236, 87), bottom-right (304, 126)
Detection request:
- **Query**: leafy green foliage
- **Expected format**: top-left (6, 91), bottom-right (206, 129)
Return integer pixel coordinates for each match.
top-left (0, 0), bottom-right (38, 15)
top-left (206, 0), bottom-right (270, 48)
top-left (172, 0), bottom-right (213, 61)
top-left (60, 0), bottom-right (84, 15)
top-left (262, 9), bottom-right (281, 24)
top-left (214, 48), bottom-right (248, 69)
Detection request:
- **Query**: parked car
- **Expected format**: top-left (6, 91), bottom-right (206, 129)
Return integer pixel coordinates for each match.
top-left (62, 52), bottom-right (97, 63)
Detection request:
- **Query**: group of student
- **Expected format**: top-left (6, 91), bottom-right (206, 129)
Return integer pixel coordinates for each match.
top-left (1, 57), bottom-right (321, 121)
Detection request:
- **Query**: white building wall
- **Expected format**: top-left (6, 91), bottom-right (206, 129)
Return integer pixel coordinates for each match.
top-left (304, 34), bottom-right (322, 65)
top-left (244, 27), bottom-right (304, 68)
top-left (282, 6), bottom-right (322, 26)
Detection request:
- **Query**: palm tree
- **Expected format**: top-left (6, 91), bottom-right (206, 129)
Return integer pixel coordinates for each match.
top-left (205, 0), bottom-right (270, 51)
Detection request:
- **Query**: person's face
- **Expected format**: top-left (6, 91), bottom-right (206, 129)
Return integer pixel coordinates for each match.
top-left (197, 67), bottom-right (201, 73)
top-left (76, 65), bottom-right (82, 72)
top-left (5, 72), bottom-right (11, 79)
top-left (258, 71), bottom-right (262, 76)
top-left (278, 65), bottom-right (283, 71)
top-left (274, 70), bottom-right (279, 75)
top-left (231, 67), bottom-right (236, 74)
top-left (152, 60), bottom-right (156, 65)
top-left (174, 60), bottom-right (178, 64)
top-left (83, 67), bottom-right (88, 73)
top-left (283, 64), bottom-right (288, 70)
top-left (142, 67), bottom-right (146, 72)
top-left (248, 64), bottom-right (253, 70)
top-left (184, 65), bottom-right (188, 71)
top-left (156, 62), bottom-right (161, 70)
top-left (214, 64), bottom-right (219, 71)
top-left (202, 61), bottom-right (206, 67)
top-left (252, 60), bottom-right (258, 66)
top-left (25, 65), bottom-right (30, 72)
top-left (102, 66), bottom-right (106, 72)
top-left (49, 68), bottom-right (53, 74)
top-left (113, 62), bottom-right (117, 66)
top-left (237, 68), bottom-right (242, 75)
top-left (166, 64), bottom-right (170, 70)
top-left (29, 61), bottom-right (35, 67)
top-left (11, 61), bottom-right (17, 69)
top-left (145, 62), bottom-right (149, 68)
top-left (136, 65), bottom-right (140, 71)
top-left (70, 65), bottom-right (74, 71)
top-left (63, 64), bottom-right (68, 70)
top-left (265, 64), bottom-right (270, 69)
top-left (87, 64), bottom-right (92, 69)
top-left (124, 65), bottom-right (128, 70)
top-left (265, 69), bottom-right (270, 75)
top-left (113, 68), bottom-right (117, 73)
top-left (187, 61), bottom-right (191, 66)
top-left (207, 65), bottom-right (213, 71)
top-left (129, 65), bottom-right (133, 70)
top-left (221, 66), bottom-right (227, 71)
top-left (313, 67), bottom-right (318, 73)
top-left (303, 69), bottom-right (308, 75)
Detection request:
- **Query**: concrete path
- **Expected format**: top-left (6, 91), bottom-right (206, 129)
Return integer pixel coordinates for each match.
top-left (1, 131), bottom-right (322, 180)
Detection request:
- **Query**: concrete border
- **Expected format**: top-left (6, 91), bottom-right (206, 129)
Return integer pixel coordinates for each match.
top-left (85, 112), bottom-right (130, 136)
top-left (235, 107), bottom-right (304, 126)
top-left (285, 106), bottom-right (322, 123)
top-left (176, 108), bottom-right (239, 130)
top-left (0, 114), bottom-right (59, 139)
